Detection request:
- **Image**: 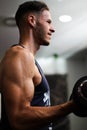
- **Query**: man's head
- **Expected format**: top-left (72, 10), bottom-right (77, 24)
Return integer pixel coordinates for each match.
top-left (15, 1), bottom-right (55, 46)
top-left (15, 1), bottom-right (49, 27)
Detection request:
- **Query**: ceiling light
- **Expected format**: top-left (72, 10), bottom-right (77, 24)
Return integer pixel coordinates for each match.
top-left (59, 15), bottom-right (72, 22)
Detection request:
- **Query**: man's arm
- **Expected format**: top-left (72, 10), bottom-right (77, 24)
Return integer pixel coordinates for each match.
top-left (1, 49), bottom-right (76, 130)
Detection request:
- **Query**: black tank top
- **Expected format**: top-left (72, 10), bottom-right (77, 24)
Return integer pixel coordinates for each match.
top-left (31, 60), bottom-right (52, 130)
top-left (31, 60), bottom-right (51, 107)
top-left (1, 44), bottom-right (52, 130)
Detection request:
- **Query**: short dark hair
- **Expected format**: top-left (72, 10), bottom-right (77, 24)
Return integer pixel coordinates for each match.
top-left (15, 1), bottom-right (49, 27)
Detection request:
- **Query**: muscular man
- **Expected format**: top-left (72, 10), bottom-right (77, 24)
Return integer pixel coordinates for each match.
top-left (0, 1), bottom-right (77, 130)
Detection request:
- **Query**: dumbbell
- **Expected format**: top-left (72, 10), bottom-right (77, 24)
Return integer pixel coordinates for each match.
top-left (70, 76), bottom-right (87, 117)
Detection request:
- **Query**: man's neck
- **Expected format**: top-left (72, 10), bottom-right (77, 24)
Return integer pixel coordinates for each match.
top-left (19, 40), bottom-right (40, 56)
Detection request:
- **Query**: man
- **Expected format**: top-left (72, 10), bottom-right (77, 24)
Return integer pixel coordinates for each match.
top-left (0, 1), bottom-right (77, 130)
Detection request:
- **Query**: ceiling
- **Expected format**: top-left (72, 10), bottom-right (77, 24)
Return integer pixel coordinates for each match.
top-left (0, 0), bottom-right (87, 59)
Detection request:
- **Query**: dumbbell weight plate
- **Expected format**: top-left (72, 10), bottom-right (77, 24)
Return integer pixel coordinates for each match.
top-left (71, 76), bottom-right (87, 117)
top-left (73, 76), bottom-right (87, 107)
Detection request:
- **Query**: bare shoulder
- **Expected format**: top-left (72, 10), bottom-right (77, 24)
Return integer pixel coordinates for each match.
top-left (0, 45), bottom-right (35, 83)
top-left (2, 45), bottom-right (34, 63)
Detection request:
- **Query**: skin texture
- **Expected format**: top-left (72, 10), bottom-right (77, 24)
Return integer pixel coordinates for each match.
top-left (0, 9), bottom-right (77, 130)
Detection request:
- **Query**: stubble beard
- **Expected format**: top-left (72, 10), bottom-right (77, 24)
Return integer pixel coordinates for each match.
top-left (33, 21), bottom-right (50, 46)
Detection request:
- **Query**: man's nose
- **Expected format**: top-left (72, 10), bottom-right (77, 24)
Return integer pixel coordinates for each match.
top-left (51, 28), bottom-right (55, 33)
top-left (51, 26), bottom-right (55, 33)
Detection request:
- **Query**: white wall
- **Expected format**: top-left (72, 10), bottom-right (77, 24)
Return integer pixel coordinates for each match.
top-left (37, 57), bottom-right (67, 75)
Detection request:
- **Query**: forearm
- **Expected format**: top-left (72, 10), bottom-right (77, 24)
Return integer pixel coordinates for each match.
top-left (12, 100), bottom-right (76, 130)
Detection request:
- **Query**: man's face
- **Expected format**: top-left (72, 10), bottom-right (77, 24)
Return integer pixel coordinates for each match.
top-left (33, 10), bottom-right (55, 46)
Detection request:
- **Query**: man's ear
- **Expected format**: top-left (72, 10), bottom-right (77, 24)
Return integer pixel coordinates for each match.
top-left (27, 15), bottom-right (36, 27)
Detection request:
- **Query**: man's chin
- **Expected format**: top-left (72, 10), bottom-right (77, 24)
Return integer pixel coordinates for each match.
top-left (41, 41), bottom-right (50, 46)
